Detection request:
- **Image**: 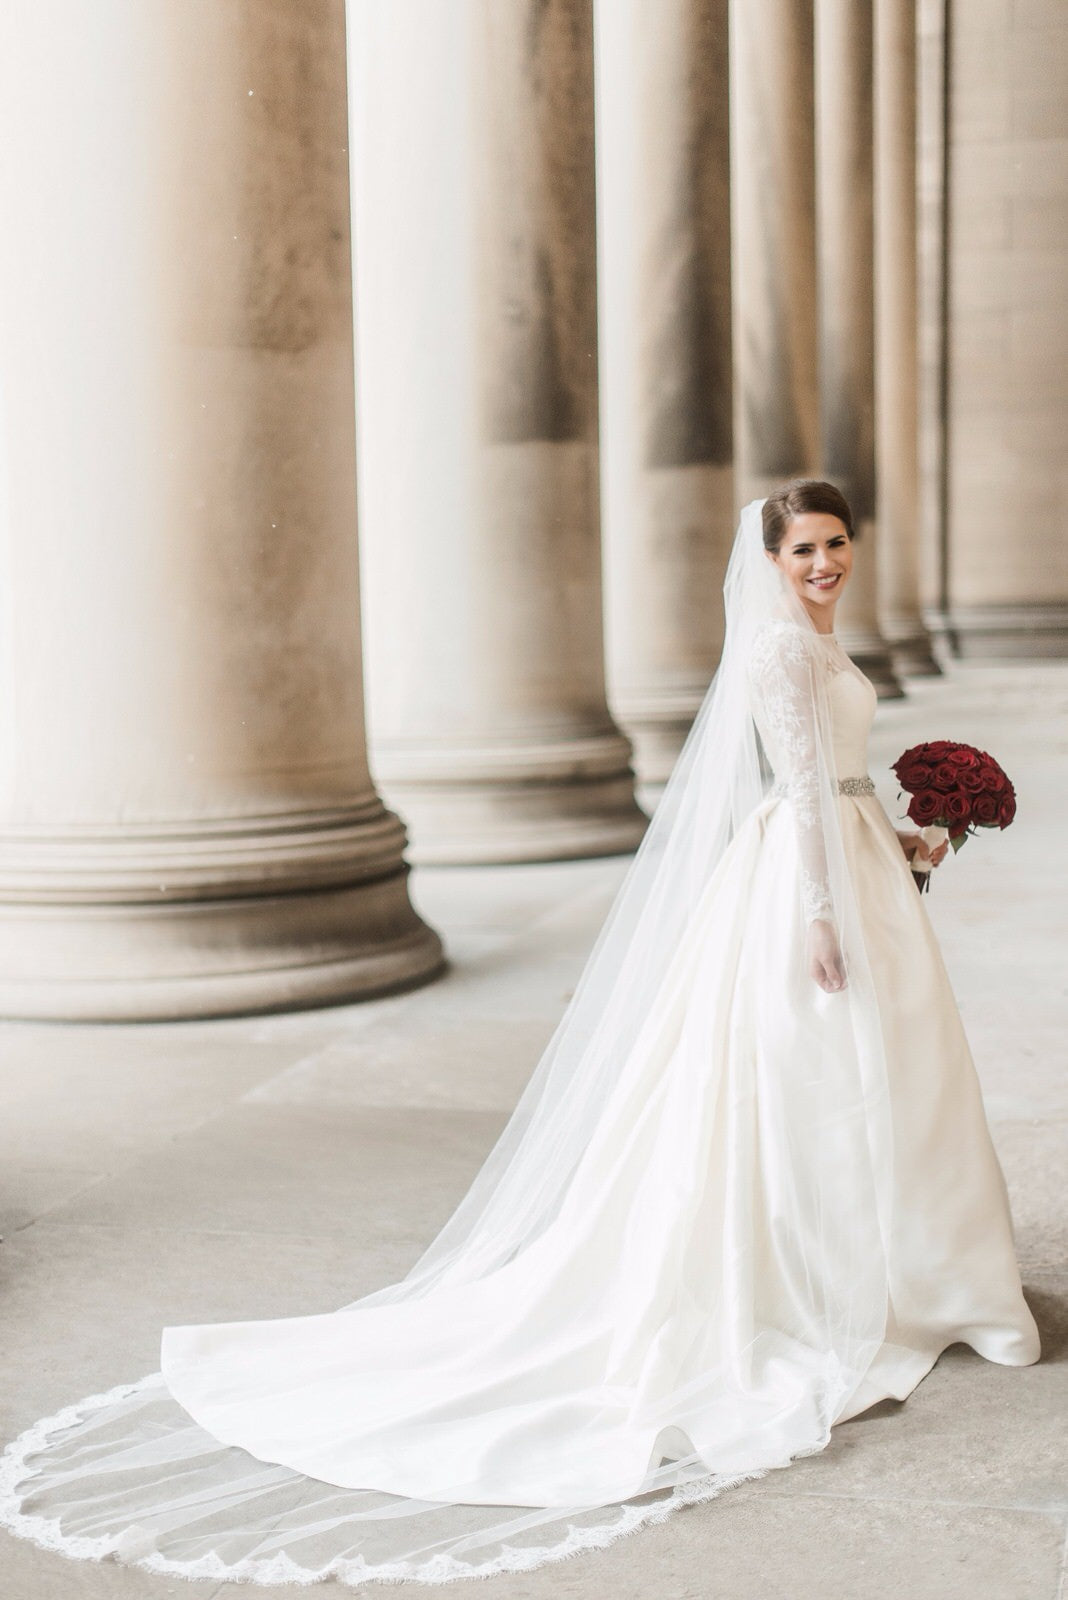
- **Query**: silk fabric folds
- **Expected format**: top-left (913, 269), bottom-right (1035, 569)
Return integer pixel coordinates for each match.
top-left (0, 505), bottom-right (1039, 1586)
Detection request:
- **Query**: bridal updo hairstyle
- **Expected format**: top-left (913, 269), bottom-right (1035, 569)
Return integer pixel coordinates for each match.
top-left (762, 479), bottom-right (856, 552)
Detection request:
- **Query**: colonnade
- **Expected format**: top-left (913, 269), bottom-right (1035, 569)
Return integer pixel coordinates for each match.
top-left (0, 3), bottom-right (444, 1019)
top-left (0, 0), bottom-right (937, 1019)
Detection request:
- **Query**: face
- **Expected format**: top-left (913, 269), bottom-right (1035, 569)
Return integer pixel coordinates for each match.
top-left (767, 512), bottom-right (853, 621)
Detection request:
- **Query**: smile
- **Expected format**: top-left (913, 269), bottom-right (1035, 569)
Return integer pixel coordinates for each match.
top-left (808, 574), bottom-right (841, 590)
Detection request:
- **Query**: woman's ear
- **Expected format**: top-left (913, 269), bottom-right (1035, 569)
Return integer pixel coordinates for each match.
top-left (764, 547), bottom-right (779, 565)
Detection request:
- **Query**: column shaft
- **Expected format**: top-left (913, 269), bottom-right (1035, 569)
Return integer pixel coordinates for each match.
top-left (596, 0), bottom-right (734, 784)
top-left (815, 0), bottom-right (903, 696)
top-left (916, 0), bottom-right (951, 648)
top-left (0, 1), bottom-right (443, 1019)
top-left (731, 0), bottom-right (820, 500)
top-left (350, 0), bottom-right (645, 863)
top-left (875, 0), bottom-right (941, 673)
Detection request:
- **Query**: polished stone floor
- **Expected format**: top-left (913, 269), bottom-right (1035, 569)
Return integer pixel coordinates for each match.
top-left (0, 661), bottom-right (1065, 1600)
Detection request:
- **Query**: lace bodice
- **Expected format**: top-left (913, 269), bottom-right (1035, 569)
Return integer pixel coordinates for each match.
top-left (749, 621), bottom-right (877, 778)
top-left (747, 619), bottom-right (878, 924)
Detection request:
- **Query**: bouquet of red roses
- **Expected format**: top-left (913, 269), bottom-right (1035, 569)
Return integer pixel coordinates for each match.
top-left (891, 740), bottom-right (1017, 893)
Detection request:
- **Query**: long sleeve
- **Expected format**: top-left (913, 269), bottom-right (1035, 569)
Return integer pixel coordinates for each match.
top-left (748, 621), bottom-right (834, 925)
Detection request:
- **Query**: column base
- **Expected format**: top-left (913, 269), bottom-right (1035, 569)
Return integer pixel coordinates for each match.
top-left (0, 803), bottom-right (444, 1021)
top-left (383, 775), bottom-right (649, 866)
top-left (927, 603), bottom-right (1068, 660)
top-left (881, 610), bottom-right (942, 677)
top-left (611, 684), bottom-right (707, 787)
top-left (624, 721), bottom-right (694, 788)
top-left (373, 731), bottom-right (649, 865)
top-left (837, 633), bottom-right (906, 698)
top-left (889, 632), bottom-right (943, 677)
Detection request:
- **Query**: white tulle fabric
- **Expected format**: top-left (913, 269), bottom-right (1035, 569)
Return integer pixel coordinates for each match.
top-left (0, 502), bottom-right (1038, 1587)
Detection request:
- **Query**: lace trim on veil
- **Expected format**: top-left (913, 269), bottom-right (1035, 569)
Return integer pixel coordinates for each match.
top-left (0, 1373), bottom-right (788, 1587)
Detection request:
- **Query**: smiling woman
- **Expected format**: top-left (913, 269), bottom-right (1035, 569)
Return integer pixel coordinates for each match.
top-left (0, 495), bottom-right (1039, 1589)
top-left (762, 478), bottom-right (855, 628)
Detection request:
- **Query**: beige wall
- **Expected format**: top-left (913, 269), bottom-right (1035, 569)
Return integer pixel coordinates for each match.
top-left (944, 0), bottom-right (1068, 643)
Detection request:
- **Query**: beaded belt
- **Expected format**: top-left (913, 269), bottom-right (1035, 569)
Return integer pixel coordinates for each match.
top-left (769, 774), bottom-right (875, 799)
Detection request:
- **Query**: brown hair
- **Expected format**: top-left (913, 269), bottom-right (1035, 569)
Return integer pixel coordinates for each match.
top-left (761, 479), bottom-right (855, 552)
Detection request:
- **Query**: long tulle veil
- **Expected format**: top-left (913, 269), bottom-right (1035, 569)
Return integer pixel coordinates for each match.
top-left (0, 500), bottom-right (894, 1586)
top-left (345, 500), bottom-right (885, 1308)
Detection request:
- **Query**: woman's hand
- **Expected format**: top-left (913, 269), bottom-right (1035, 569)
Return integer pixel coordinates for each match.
top-left (808, 918), bottom-right (847, 993)
top-left (897, 830), bottom-right (949, 869)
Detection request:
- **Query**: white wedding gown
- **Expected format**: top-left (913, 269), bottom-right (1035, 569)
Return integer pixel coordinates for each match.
top-left (0, 622), bottom-right (1040, 1588)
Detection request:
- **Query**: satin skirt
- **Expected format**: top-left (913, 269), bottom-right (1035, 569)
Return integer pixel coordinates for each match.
top-left (0, 792), bottom-right (1040, 1586)
top-left (157, 792), bottom-right (1039, 1503)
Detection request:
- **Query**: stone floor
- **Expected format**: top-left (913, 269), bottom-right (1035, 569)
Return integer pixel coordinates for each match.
top-left (0, 660), bottom-right (1065, 1600)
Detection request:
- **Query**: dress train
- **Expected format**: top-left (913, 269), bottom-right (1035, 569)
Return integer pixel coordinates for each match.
top-left (0, 619), bottom-right (1039, 1587)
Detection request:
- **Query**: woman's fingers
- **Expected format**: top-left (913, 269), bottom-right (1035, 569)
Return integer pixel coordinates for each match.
top-left (808, 921), bottom-right (848, 991)
top-left (812, 955), bottom-right (848, 993)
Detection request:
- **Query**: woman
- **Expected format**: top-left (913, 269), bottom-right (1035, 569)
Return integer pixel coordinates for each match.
top-left (0, 484), bottom-right (1039, 1587)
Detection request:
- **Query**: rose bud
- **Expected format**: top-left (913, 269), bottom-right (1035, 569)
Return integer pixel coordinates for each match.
top-left (972, 792), bottom-right (999, 824)
top-left (908, 789), bottom-right (943, 826)
top-left (943, 791), bottom-right (971, 822)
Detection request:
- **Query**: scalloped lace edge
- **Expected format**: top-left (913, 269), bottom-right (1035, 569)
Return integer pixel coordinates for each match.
top-left (0, 1373), bottom-right (776, 1588)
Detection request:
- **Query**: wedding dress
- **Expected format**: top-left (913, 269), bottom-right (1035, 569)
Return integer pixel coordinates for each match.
top-left (0, 502), bottom-right (1039, 1587)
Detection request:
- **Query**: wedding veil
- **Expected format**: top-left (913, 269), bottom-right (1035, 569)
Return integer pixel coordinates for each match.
top-left (0, 499), bottom-right (894, 1585)
top-left (347, 499), bottom-right (891, 1306)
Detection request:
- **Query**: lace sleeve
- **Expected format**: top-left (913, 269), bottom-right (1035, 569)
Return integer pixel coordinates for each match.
top-left (748, 622), bottom-right (834, 925)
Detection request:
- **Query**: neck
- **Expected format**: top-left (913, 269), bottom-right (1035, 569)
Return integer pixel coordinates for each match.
top-left (800, 599), bottom-right (837, 635)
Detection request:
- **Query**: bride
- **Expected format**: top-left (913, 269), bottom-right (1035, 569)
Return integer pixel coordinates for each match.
top-left (0, 483), bottom-right (1040, 1587)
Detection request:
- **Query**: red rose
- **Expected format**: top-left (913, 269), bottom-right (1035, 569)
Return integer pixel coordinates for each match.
top-left (894, 741), bottom-right (1014, 855)
top-left (972, 792), bottom-right (999, 824)
top-left (943, 790), bottom-right (971, 822)
top-left (896, 760), bottom-right (933, 790)
top-left (908, 789), bottom-right (943, 826)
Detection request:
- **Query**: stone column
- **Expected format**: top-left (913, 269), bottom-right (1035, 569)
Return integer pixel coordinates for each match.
top-left (916, 0), bottom-right (951, 648)
top-left (595, 0), bottom-right (734, 785)
top-left (731, 0), bottom-right (820, 501)
top-left (349, 1), bottom-right (646, 863)
top-left (0, 2), bottom-right (443, 1020)
top-left (875, 0), bottom-right (940, 674)
top-left (815, 0), bottom-right (903, 696)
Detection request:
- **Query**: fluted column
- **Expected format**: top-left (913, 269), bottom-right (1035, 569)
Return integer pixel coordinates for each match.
top-left (731, 0), bottom-right (820, 501)
top-left (595, 0), bottom-right (734, 784)
top-left (815, 0), bottom-right (903, 696)
top-left (875, 0), bottom-right (940, 674)
top-left (349, 1), bottom-right (645, 863)
top-left (0, 2), bottom-right (443, 1020)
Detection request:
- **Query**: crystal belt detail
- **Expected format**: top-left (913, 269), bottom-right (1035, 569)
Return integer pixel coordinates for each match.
top-left (769, 775), bottom-right (875, 799)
